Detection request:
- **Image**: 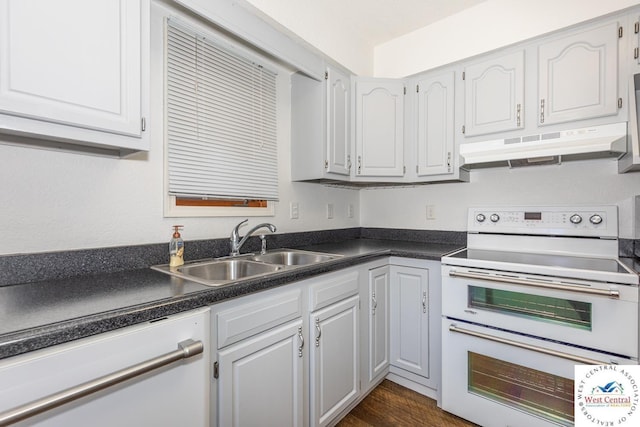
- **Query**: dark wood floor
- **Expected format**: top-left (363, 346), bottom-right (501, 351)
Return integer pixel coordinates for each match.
top-left (337, 380), bottom-right (478, 427)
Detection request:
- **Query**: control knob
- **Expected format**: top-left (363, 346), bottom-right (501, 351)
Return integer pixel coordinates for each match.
top-left (589, 214), bottom-right (603, 225)
top-left (490, 214), bottom-right (500, 223)
top-left (569, 214), bottom-right (582, 224)
top-left (476, 214), bottom-right (486, 223)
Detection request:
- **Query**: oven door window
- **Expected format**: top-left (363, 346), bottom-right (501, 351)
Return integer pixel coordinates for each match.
top-left (468, 286), bottom-right (592, 330)
top-left (468, 352), bottom-right (574, 425)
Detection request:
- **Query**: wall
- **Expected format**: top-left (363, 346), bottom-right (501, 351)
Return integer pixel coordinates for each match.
top-left (374, 0), bottom-right (640, 78)
top-left (0, 1), bottom-right (359, 256)
top-left (241, 0), bottom-right (373, 76)
top-left (360, 160), bottom-right (640, 239)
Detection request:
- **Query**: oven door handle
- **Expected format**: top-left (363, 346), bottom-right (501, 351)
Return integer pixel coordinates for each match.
top-left (449, 324), bottom-right (609, 365)
top-left (449, 270), bottom-right (620, 299)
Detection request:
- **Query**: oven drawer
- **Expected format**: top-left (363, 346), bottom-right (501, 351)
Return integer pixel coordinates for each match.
top-left (442, 265), bottom-right (639, 358)
top-left (441, 319), bottom-right (635, 427)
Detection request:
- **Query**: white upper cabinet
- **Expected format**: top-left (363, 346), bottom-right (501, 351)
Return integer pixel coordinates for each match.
top-left (355, 78), bottom-right (405, 177)
top-left (538, 21), bottom-right (620, 126)
top-left (327, 67), bottom-right (351, 175)
top-left (0, 0), bottom-right (149, 155)
top-left (291, 66), bottom-right (352, 181)
top-left (415, 71), bottom-right (456, 177)
top-left (463, 50), bottom-right (524, 137)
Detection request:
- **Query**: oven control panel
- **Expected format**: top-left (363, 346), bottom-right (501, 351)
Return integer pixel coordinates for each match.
top-left (468, 205), bottom-right (618, 237)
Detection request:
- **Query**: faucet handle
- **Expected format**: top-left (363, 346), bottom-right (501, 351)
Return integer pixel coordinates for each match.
top-left (231, 219), bottom-right (249, 237)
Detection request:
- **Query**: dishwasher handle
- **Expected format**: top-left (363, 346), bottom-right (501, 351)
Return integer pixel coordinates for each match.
top-left (0, 339), bottom-right (203, 426)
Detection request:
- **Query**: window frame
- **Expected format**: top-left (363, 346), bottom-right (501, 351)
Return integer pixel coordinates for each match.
top-left (162, 17), bottom-right (279, 218)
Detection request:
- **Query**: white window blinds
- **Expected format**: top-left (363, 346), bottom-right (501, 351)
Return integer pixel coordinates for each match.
top-left (166, 19), bottom-right (279, 201)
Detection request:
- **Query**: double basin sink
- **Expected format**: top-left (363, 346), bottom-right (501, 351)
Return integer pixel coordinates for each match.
top-left (152, 249), bottom-right (342, 287)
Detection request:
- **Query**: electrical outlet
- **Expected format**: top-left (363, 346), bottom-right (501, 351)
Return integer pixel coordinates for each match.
top-left (326, 203), bottom-right (334, 219)
top-left (347, 204), bottom-right (354, 218)
top-left (426, 205), bottom-right (436, 220)
top-left (290, 202), bottom-right (299, 219)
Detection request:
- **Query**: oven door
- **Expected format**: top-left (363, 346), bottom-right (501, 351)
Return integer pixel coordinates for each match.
top-left (442, 265), bottom-right (639, 359)
top-left (441, 320), bottom-right (635, 427)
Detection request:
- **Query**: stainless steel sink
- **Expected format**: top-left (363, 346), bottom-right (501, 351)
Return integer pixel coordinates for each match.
top-left (152, 259), bottom-right (285, 286)
top-left (179, 259), bottom-right (283, 280)
top-left (152, 249), bottom-right (341, 287)
top-left (250, 249), bottom-right (340, 266)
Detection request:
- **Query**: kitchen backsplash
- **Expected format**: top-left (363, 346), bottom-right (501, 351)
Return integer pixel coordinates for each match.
top-left (2, 228), bottom-right (637, 287)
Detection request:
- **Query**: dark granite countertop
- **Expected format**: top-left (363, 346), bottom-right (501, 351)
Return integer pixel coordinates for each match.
top-left (0, 239), bottom-right (461, 360)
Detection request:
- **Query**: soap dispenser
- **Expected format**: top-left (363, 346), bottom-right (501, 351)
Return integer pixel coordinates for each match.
top-left (169, 225), bottom-right (184, 267)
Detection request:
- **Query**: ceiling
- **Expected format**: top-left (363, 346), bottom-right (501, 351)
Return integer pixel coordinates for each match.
top-left (245, 0), bottom-right (487, 46)
top-left (327, 0), bottom-right (487, 45)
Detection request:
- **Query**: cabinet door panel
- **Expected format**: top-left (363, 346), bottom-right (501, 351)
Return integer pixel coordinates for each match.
top-left (390, 266), bottom-right (429, 378)
top-left (218, 320), bottom-right (304, 427)
top-left (327, 67), bottom-right (351, 175)
top-left (368, 266), bottom-right (390, 381)
top-left (538, 22), bottom-right (618, 125)
top-left (0, 0), bottom-right (141, 137)
top-left (464, 51), bottom-right (524, 136)
top-left (310, 295), bottom-right (359, 427)
top-left (355, 80), bottom-right (404, 177)
top-left (417, 71), bottom-right (454, 176)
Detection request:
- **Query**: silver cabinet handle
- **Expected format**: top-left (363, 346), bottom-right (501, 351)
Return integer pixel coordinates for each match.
top-left (516, 103), bottom-right (521, 127)
top-left (297, 326), bottom-right (304, 358)
top-left (449, 324), bottom-right (607, 365)
top-left (0, 339), bottom-right (203, 426)
top-left (540, 99), bottom-right (545, 124)
top-left (315, 318), bottom-right (321, 347)
top-left (371, 291), bottom-right (377, 316)
top-left (357, 156), bottom-right (362, 175)
top-left (449, 270), bottom-right (620, 298)
top-left (422, 291), bottom-right (427, 314)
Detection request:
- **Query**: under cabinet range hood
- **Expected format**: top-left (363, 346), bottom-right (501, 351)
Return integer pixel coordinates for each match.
top-left (460, 122), bottom-right (627, 168)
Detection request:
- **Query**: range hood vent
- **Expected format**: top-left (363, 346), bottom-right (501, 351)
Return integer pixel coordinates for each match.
top-left (460, 122), bottom-right (627, 168)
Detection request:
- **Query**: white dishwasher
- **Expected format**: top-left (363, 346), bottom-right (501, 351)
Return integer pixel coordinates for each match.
top-left (0, 308), bottom-right (210, 427)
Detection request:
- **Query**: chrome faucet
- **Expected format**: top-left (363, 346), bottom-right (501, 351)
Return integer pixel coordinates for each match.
top-left (230, 219), bottom-right (277, 256)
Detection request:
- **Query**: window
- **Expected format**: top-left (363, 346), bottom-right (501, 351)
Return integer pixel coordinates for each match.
top-left (164, 19), bottom-right (278, 217)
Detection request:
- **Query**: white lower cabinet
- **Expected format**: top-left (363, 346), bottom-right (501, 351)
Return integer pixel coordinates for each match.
top-left (209, 258), bottom-right (442, 426)
top-left (211, 268), bottom-right (360, 427)
top-left (307, 269), bottom-right (360, 427)
top-left (0, 308), bottom-right (210, 427)
top-left (362, 263), bottom-right (390, 393)
top-left (309, 295), bottom-right (360, 427)
top-left (217, 319), bottom-right (304, 427)
top-left (390, 264), bottom-right (430, 377)
top-left (387, 258), bottom-right (441, 399)
top-left (212, 286), bottom-right (304, 427)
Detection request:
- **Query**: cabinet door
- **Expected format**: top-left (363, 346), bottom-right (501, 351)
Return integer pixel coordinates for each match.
top-left (310, 295), bottom-right (360, 427)
top-left (0, 309), bottom-right (209, 427)
top-left (326, 67), bottom-right (351, 176)
top-left (463, 50), bottom-right (524, 136)
top-left (538, 21), bottom-right (619, 126)
top-left (355, 79), bottom-right (404, 177)
top-left (368, 266), bottom-right (390, 382)
top-left (217, 320), bottom-right (304, 427)
top-left (390, 266), bottom-right (429, 378)
top-left (416, 71), bottom-right (455, 176)
top-left (0, 0), bottom-right (143, 137)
